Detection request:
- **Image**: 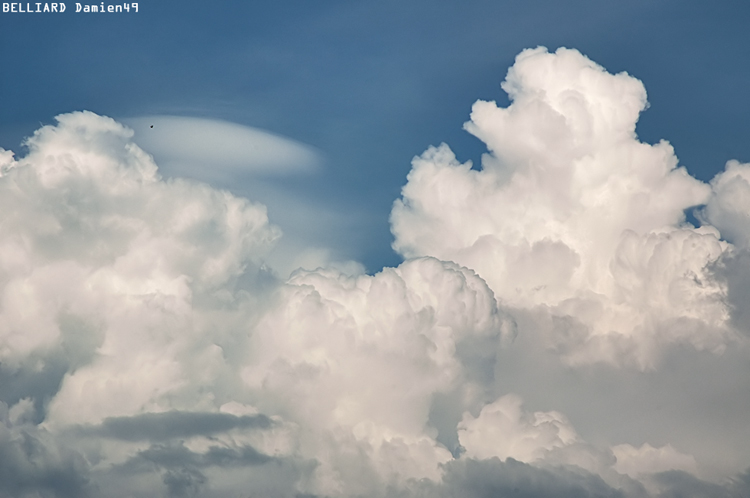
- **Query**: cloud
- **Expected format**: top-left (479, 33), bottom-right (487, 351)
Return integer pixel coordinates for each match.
top-left (75, 411), bottom-right (272, 442)
top-left (122, 116), bottom-right (321, 181)
top-left (0, 110), bottom-right (514, 496)
top-left (123, 441), bottom-right (273, 470)
top-left (0, 111), bottom-right (281, 432)
top-left (457, 394), bottom-right (579, 462)
top-left (122, 115), bottom-right (362, 279)
top-left (709, 249), bottom-right (750, 335)
top-left (648, 470), bottom-right (733, 498)
top-left (241, 256), bottom-right (513, 495)
top-left (1, 47), bottom-right (750, 497)
top-left (0, 400), bottom-right (92, 498)
top-left (0, 110), bottom-right (342, 498)
top-left (415, 457), bottom-right (632, 498)
top-left (701, 161), bottom-right (750, 335)
top-left (611, 443), bottom-right (697, 479)
top-left (391, 47), bottom-right (735, 368)
top-left (702, 160), bottom-right (750, 250)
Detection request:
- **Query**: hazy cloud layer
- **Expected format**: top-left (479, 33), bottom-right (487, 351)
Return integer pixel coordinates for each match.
top-left (1, 48), bottom-right (749, 497)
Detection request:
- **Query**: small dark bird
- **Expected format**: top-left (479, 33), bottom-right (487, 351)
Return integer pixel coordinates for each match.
top-left (150, 125), bottom-right (153, 128)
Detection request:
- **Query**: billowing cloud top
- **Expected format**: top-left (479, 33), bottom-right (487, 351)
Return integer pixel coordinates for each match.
top-left (392, 47), bottom-right (740, 368)
top-left (1, 48), bottom-right (750, 498)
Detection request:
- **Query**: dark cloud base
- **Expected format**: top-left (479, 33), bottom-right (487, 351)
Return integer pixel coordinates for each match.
top-left (75, 411), bottom-right (272, 442)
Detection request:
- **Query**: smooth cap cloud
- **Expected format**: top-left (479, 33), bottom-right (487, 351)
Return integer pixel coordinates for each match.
top-left (124, 115), bottom-right (321, 182)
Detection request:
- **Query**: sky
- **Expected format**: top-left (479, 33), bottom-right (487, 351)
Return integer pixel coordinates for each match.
top-left (1, 1), bottom-right (750, 497)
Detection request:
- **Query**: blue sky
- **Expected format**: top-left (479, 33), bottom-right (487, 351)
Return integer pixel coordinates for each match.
top-left (2, 2), bottom-right (750, 498)
top-left (3, 0), bottom-right (750, 271)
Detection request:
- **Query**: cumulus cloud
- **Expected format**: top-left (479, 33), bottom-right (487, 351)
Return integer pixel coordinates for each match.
top-left (0, 111), bottom-right (290, 496)
top-left (241, 257), bottom-right (513, 495)
top-left (391, 47), bottom-right (736, 368)
top-left (406, 457), bottom-right (637, 498)
top-left (458, 394), bottom-right (576, 461)
top-left (702, 160), bottom-right (750, 249)
top-left (0, 111), bottom-right (513, 496)
top-left (700, 161), bottom-right (750, 335)
top-left (0, 399), bottom-right (91, 498)
top-left (2, 46), bottom-right (750, 497)
top-left (612, 443), bottom-right (697, 478)
top-left (0, 112), bottom-right (281, 432)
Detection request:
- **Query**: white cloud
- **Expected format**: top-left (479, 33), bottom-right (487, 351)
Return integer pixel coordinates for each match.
top-left (1, 110), bottom-right (514, 496)
top-left (123, 115), bottom-right (320, 181)
top-left (703, 160), bottom-right (750, 250)
top-left (1, 47), bottom-right (750, 497)
top-left (242, 257), bottom-right (511, 495)
top-left (123, 115), bottom-right (364, 279)
top-left (0, 111), bottom-right (279, 428)
top-left (391, 47), bottom-right (735, 368)
top-left (458, 394), bottom-right (579, 462)
top-left (612, 443), bottom-right (697, 478)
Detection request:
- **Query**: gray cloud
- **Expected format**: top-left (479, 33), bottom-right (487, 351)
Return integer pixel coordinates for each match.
top-left (411, 458), bottom-right (633, 498)
top-left (105, 442), bottom-right (278, 498)
top-left (162, 467), bottom-right (206, 498)
top-left (76, 411), bottom-right (272, 442)
top-left (0, 427), bottom-right (91, 498)
top-left (0, 312), bottom-right (103, 425)
top-left (710, 249), bottom-right (750, 336)
top-left (132, 441), bottom-right (273, 469)
top-left (650, 470), bottom-right (732, 498)
top-left (389, 461), bottom-right (750, 498)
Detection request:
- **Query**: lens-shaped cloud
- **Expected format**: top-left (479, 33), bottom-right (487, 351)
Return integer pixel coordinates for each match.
top-left (123, 115), bottom-right (321, 182)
